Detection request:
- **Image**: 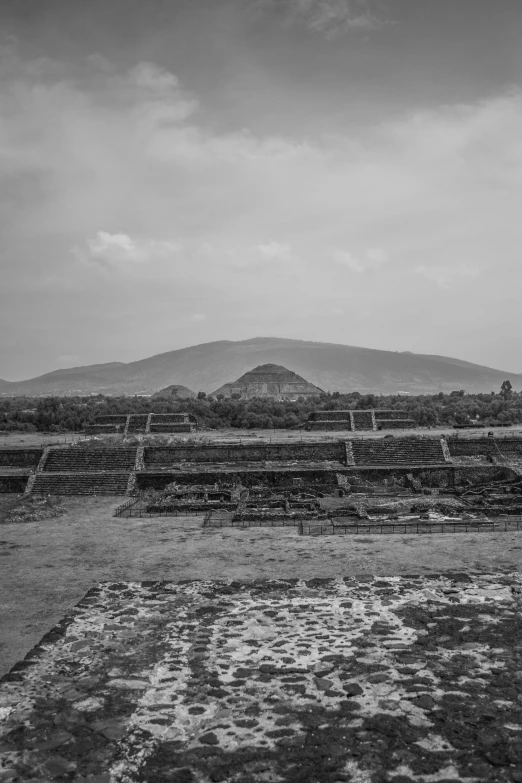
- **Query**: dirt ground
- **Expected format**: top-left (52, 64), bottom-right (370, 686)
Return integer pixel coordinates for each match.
top-left (2, 424), bottom-right (522, 449)
top-left (1, 496), bottom-right (522, 678)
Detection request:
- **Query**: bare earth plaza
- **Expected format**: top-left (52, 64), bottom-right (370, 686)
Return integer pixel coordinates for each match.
top-left (1, 383), bottom-right (522, 782)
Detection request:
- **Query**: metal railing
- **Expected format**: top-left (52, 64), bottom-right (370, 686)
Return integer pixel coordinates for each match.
top-left (114, 497), bottom-right (140, 517)
top-left (298, 517), bottom-right (522, 535)
top-left (115, 502), bottom-right (215, 518)
top-left (205, 517), bottom-right (304, 528)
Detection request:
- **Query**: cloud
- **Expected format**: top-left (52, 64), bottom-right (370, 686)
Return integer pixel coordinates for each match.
top-left (332, 247), bottom-right (388, 273)
top-left (190, 313), bottom-right (206, 323)
top-left (1, 47), bottom-right (522, 375)
top-left (249, 0), bottom-right (384, 37)
top-left (85, 232), bottom-right (182, 266)
top-left (415, 264), bottom-right (480, 288)
top-left (193, 240), bottom-right (301, 276)
top-left (255, 242), bottom-right (295, 262)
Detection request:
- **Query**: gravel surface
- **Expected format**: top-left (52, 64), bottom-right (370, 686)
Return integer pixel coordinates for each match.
top-left (1, 573), bottom-right (522, 782)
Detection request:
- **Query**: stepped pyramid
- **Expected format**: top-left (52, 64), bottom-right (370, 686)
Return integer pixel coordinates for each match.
top-left (152, 384), bottom-right (195, 399)
top-left (210, 364), bottom-right (324, 401)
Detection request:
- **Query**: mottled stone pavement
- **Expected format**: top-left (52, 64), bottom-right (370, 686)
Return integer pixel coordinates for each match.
top-left (1, 574), bottom-right (522, 783)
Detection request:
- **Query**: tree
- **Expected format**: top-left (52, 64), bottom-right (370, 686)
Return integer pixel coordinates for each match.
top-left (500, 380), bottom-right (513, 397)
top-left (197, 391), bottom-right (206, 400)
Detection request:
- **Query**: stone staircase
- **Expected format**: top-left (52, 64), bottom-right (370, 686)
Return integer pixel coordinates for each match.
top-left (344, 441), bottom-right (355, 466)
top-left (32, 472), bottom-right (130, 495)
top-left (43, 448), bottom-right (138, 472)
top-left (351, 411), bottom-right (376, 431)
top-left (126, 415), bottom-right (149, 434)
top-left (351, 437), bottom-right (448, 466)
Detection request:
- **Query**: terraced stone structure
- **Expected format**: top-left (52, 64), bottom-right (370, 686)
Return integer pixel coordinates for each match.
top-left (0, 449), bottom-right (43, 494)
top-left (307, 409), bottom-right (417, 431)
top-left (447, 436), bottom-right (522, 460)
top-left (87, 412), bottom-right (197, 435)
top-left (31, 446), bottom-right (138, 496)
top-left (151, 384), bottom-right (196, 400)
top-left (211, 364), bottom-right (324, 400)
top-left (1, 435), bottom-right (521, 497)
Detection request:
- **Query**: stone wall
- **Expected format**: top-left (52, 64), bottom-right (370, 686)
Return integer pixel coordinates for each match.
top-left (88, 413), bottom-right (197, 435)
top-left (344, 464), bottom-right (517, 487)
top-left (376, 420), bottom-right (417, 430)
top-left (307, 421), bottom-right (352, 431)
top-left (341, 467), bottom-right (454, 488)
top-left (0, 450), bottom-right (43, 468)
top-left (452, 465), bottom-right (519, 485)
top-left (86, 425), bottom-right (126, 434)
top-left (148, 424), bottom-right (195, 433)
top-left (374, 410), bottom-right (411, 421)
top-left (313, 411), bottom-right (354, 421)
top-left (93, 415), bottom-right (129, 426)
top-left (447, 437), bottom-right (522, 458)
top-left (137, 468), bottom-right (341, 491)
top-left (0, 475), bottom-right (29, 493)
top-left (308, 410), bottom-right (416, 432)
top-left (144, 442), bottom-right (346, 466)
top-left (136, 463), bottom-right (517, 493)
top-left (150, 414), bottom-right (192, 423)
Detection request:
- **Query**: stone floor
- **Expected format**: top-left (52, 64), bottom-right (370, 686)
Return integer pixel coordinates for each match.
top-left (1, 574), bottom-right (522, 782)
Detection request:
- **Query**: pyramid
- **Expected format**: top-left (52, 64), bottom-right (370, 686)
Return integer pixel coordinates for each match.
top-left (152, 384), bottom-right (196, 399)
top-left (210, 364), bottom-right (324, 401)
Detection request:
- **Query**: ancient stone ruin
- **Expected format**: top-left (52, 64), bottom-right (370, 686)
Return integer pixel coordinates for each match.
top-left (210, 363), bottom-right (323, 400)
top-left (1, 436), bottom-right (521, 532)
top-left (151, 384), bottom-right (196, 399)
top-left (307, 409), bottom-right (417, 431)
top-left (86, 412), bottom-right (197, 435)
top-left (4, 574), bottom-right (522, 782)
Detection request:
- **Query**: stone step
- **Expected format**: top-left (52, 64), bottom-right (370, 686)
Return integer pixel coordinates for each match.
top-left (32, 472), bottom-right (130, 495)
top-left (351, 439), bottom-right (446, 466)
top-left (43, 448), bottom-right (138, 472)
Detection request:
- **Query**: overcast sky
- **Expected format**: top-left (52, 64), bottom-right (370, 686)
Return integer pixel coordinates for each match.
top-left (1, 0), bottom-right (521, 380)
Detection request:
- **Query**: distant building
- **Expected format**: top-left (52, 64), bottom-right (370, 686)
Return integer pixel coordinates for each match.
top-left (307, 410), bottom-right (417, 432)
top-left (152, 385), bottom-right (196, 400)
top-left (87, 413), bottom-right (197, 435)
top-left (210, 364), bottom-right (323, 401)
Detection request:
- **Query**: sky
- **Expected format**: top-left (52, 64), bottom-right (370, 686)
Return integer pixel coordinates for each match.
top-left (1, 0), bottom-right (522, 380)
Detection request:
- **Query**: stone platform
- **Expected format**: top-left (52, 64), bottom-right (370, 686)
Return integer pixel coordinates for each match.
top-left (1, 576), bottom-right (522, 782)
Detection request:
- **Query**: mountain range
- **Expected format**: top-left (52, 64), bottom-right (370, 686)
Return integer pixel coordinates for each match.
top-left (0, 338), bottom-right (520, 397)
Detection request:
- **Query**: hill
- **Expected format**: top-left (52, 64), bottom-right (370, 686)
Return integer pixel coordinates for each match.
top-left (0, 337), bottom-right (521, 396)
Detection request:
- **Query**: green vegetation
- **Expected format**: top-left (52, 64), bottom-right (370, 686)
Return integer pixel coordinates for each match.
top-left (1, 384), bottom-right (522, 432)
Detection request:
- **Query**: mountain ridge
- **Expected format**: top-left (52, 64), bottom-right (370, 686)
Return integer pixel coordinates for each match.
top-left (0, 337), bottom-right (520, 396)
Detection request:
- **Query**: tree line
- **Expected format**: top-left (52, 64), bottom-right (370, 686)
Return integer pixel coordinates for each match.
top-left (0, 384), bottom-right (520, 432)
